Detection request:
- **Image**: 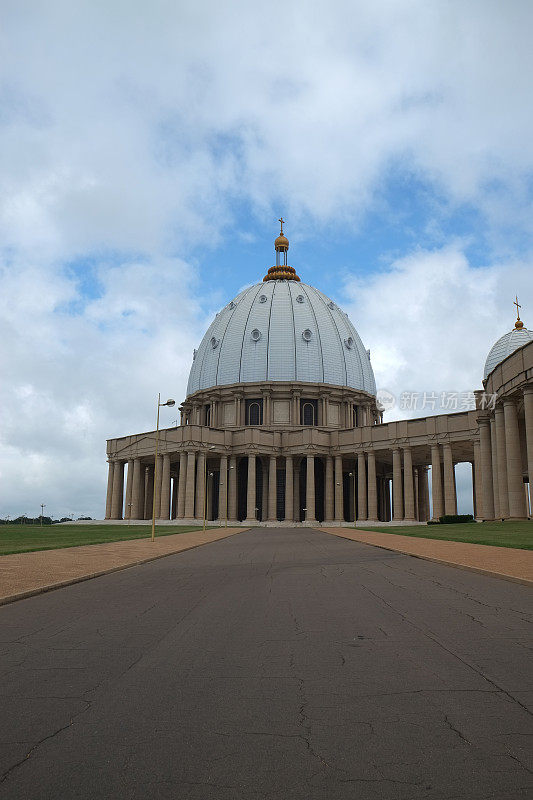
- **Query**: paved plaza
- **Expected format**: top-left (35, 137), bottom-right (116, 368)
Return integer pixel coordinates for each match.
top-left (0, 528), bottom-right (532, 799)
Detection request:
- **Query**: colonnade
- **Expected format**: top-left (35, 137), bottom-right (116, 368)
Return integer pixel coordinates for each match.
top-left (477, 389), bottom-right (532, 520)
top-left (105, 449), bottom-right (432, 524)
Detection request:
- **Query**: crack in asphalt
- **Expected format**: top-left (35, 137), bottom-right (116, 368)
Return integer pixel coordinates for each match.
top-left (359, 581), bottom-right (533, 719)
top-left (0, 700), bottom-right (91, 784)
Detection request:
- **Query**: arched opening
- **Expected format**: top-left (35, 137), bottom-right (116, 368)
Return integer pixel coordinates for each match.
top-left (245, 399), bottom-right (263, 425)
top-left (301, 400), bottom-right (317, 425)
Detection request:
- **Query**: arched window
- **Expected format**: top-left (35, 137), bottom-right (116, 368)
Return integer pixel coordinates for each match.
top-left (205, 405), bottom-right (211, 426)
top-left (353, 405), bottom-right (357, 428)
top-left (245, 399), bottom-right (263, 425)
top-left (302, 402), bottom-right (316, 426)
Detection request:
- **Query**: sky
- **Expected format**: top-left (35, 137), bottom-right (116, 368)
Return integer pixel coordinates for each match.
top-left (1, 0), bottom-right (532, 519)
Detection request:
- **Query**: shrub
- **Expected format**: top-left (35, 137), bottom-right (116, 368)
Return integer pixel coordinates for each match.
top-left (439, 514), bottom-right (474, 524)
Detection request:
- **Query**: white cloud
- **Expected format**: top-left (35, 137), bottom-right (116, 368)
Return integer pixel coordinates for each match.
top-left (0, 254), bottom-right (208, 518)
top-left (1, 0), bottom-right (532, 254)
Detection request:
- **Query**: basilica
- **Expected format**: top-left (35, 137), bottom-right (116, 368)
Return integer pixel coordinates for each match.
top-left (105, 225), bottom-right (533, 525)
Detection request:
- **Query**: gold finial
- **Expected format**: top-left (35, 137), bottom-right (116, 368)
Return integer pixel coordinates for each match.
top-left (514, 295), bottom-right (524, 329)
top-left (263, 219), bottom-right (300, 282)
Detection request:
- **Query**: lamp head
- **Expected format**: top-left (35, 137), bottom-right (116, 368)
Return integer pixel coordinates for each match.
top-left (165, 399), bottom-right (175, 407)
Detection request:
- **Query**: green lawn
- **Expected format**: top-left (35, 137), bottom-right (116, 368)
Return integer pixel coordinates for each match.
top-left (355, 520), bottom-right (533, 550)
top-left (0, 524), bottom-right (219, 556)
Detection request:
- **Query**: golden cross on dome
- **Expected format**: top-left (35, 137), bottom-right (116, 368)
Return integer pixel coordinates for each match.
top-left (279, 217), bottom-right (285, 235)
top-left (514, 295), bottom-right (521, 319)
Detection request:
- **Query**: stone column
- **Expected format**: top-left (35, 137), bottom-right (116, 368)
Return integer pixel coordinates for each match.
top-left (219, 455), bottom-right (228, 523)
top-left (503, 398), bottom-right (527, 518)
top-left (523, 387), bottom-right (533, 511)
top-left (138, 465), bottom-right (145, 520)
top-left (184, 451), bottom-right (196, 519)
top-left (261, 459), bottom-right (268, 521)
top-left (325, 456), bottom-right (334, 521)
top-left (245, 454), bottom-right (257, 523)
top-left (177, 452), bottom-right (187, 519)
top-left (334, 456), bottom-right (343, 522)
top-left (131, 458), bottom-right (143, 519)
top-left (153, 455), bottom-right (163, 519)
top-left (268, 456), bottom-right (277, 521)
top-left (495, 406), bottom-right (509, 518)
top-left (284, 456), bottom-right (294, 522)
top-left (124, 460), bottom-right (134, 519)
top-left (367, 451), bottom-right (378, 522)
top-left (294, 462), bottom-right (300, 521)
top-left (431, 445), bottom-right (443, 520)
top-left (111, 460), bottom-right (124, 520)
top-left (228, 456), bottom-right (237, 521)
top-left (105, 461), bottom-right (115, 519)
top-left (417, 468), bottom-right (429, 522)
top-left (357, 452), bottom-right (367, 521)
top-left (442, 443), bottom-right (456, 516)
top-left (477, 419), bottom-right (494, 520)
top-left (392, 449), bottom-right (403, 521)
top-left (490, 417), bottom-right (500, 519)
top-left (160, 454), bottom-right (171, 520)
top-left (305, 455), bottom-right (316, 522)
top-left (403, 448), bottom-right (416, 522)
top-left (144, 466), bottom-right (153, 520)
top-left (195, 451), bottom-right (206, 521)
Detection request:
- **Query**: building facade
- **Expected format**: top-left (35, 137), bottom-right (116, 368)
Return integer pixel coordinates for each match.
top-left (105, 228), bottom-right (533, 524)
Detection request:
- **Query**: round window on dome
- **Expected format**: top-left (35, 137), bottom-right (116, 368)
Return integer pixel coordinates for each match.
top-left (344, 337), bottom-right (354, 350)
top-left (302, 329), bottom-right (312, 342)
top-left (251, 329), bottom-right (262, 342)
top-left (210, 337), bottom-right (219, 349)
top-left (259, 295), bottom-right (267, 304)
top-left (296, 295), bottom-right (304, 303)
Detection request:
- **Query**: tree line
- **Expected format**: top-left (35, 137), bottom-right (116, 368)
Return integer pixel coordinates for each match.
top-left (1, 516), bottom-right (93, 525)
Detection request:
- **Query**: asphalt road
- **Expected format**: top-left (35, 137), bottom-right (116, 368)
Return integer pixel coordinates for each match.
top-left (0, 528), bottom-right (532, 800)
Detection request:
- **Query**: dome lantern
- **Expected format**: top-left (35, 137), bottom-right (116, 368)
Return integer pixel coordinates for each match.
top-left (263, 218), bottom-right (300, 282)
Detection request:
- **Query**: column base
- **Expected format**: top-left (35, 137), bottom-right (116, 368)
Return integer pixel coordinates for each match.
top-left (244, 518), bottom-right (258, 525)
top-left (362, 519), bottom-right (380, 525)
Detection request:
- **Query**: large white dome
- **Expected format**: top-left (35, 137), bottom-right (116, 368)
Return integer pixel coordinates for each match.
top-left (484, 326), bottom-right (533, 380)
top-left (187, 280), bottom-right (376, 396)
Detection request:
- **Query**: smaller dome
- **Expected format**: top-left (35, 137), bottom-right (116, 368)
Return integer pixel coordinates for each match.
top-left (484, 326), bottom-right (533, 379)
top-left (275, 234), bottom-right (289, 250)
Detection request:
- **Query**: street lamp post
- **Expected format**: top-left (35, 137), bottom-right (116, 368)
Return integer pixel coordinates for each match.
top-left (151, 393), bottom-right (175, 542)
top-left (40, 504), bottom-right (46, 527)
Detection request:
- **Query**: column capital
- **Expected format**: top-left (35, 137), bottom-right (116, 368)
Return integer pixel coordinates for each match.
top-left (502, 396), bottom-right (517, 407)
top-left (523, 385), bottom-right (533, 396)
